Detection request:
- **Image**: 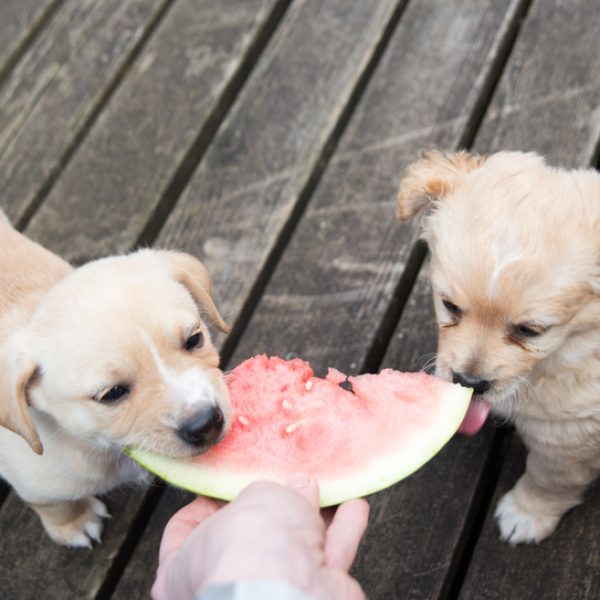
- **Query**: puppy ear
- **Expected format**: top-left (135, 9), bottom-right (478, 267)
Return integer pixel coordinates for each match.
top-left (158, 251), bottom-right (229, 334)
top-left (396, 150), bottom-right (485, 220)
top-left (0, 339), bottom-right (43, 455)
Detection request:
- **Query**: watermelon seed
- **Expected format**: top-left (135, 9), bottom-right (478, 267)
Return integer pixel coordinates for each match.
top-left (305, 380), bottom-right (313, 391)
top-left (237, 415), bottom-right (250, 427)
top-left (285, 422), bottom-right (300, 434)
top-left (282, 399), bottom-right (293, 410)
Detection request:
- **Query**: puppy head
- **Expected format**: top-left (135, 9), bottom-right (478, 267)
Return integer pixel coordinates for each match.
top-left (397, 150), bottom-right (600, 418)
top-left (1, 250), bottom-right (231, 457)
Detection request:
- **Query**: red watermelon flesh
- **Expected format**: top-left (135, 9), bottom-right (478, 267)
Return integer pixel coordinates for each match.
top-left (128, 355), bottom-right (472, 506)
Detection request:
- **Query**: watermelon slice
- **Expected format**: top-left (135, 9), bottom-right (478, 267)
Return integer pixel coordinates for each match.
top-left (128, 355), bottom-right (472, 506)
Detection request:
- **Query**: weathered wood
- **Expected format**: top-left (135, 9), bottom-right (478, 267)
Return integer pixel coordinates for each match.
top-left (362, 1), bottom-right (600, 596)
top-left (222, 1), bottom-right (530, 598)
top-left (459, 436), bottom-right (600, 600)
top-left (473, 0), bottom-right (600, 167)
top-left (0, 0), bottom-right (170, 226)
top-left (0, 2), bottom-right (284, 597)
top-left (229, 0), bottom-right (525, 370)
top-left (114, 1), bottom-right (525, 598)
top-left (113, 1), bottom-right (408, 596)
top-left (23, 0), bottom-right (287, 264)
top-left (457, 0), bottom-right (600, 595)
top-left (0, 490), bottom-right (145, 600)
top-left (0, 0), bottom-right (60, 82)
top-left (111, 488), bottom-right (195, 600)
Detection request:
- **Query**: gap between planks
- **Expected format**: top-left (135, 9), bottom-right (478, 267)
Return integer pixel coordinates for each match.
top-left (0, 0), bottom-right (65, 88)
top-left (14, 0), bottom-right (177, 233)
top-left (358, 0), bottom-right (535, 598)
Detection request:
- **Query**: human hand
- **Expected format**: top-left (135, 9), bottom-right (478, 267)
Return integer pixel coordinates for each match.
top-left (152, 474), bottom-right (369, 600)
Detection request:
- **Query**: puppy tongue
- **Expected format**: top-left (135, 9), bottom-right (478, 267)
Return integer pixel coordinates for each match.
top-left (459, 399), bottom-right (491, 435)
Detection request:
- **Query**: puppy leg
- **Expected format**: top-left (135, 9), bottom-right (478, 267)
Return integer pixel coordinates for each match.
top-left (495, 449), bottom-right (594, 545)
top-left (28, 497), bottom-right (110, 547)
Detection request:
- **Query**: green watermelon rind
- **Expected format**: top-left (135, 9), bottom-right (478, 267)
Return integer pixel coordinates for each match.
top-left (127, 383), bottom-right (472, 507)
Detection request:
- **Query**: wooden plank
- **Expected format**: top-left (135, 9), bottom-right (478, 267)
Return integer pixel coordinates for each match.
top-left (351, 266), bottom-right (499, 599)
top-left (456, 0), bottom-right (600, 595)
top-left (459, 436), bottom-right (600, 600)
top-left (23, 0), bottom-right (288, 264)
top-left (0, 3), bottom-right (285, 598)
top-left (112, 1), bottom-right (411, 597)
top-left (0, 0), bottom-right (170, 226)
top-left (228, 0), bottom-right (524, 370)
top-left (0, 491), bottom-right (145, 600)
top-left (473, 0), bottom-right (600, 167)
top-left (359, 1), bottom-right (600, 597)
top-left (0, 0), bottom-right (60, 82)
top-left (115, 1), bottom-right (526, 598)
top-left (110, 488), bottom-right (195, 600)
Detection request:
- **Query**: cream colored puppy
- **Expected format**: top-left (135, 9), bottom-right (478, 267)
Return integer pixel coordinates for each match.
top-left (0, 213), bottom-right (230, 547)
top-left (396, 150), bottom-right (600, 544)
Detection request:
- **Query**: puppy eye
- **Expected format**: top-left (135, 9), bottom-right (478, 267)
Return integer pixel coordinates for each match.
top-left (513, 324), bottom-right (542, 338)
top-left (442, 299), bottom-right (462, 317)
top-left (97, 385), bottom-right (129, 403)
top-left (184, 330), bottom-right (204, 351)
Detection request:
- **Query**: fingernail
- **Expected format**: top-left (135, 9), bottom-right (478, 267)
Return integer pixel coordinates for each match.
top-left (286, 473), bottom-right (310, 489)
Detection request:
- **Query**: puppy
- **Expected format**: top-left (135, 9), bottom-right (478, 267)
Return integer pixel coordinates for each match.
top-left (0, 212), bottom-right (230, 546)
top-left (396, 150), bottom-right (600, 544)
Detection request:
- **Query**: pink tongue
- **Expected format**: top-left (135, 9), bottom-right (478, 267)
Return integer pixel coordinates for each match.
top-left (459, 399), bottom-right (491, 435)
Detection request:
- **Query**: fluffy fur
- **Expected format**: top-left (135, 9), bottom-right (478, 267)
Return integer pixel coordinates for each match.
top-left (396, 149), bottom-right (600, 544)
top-left (0, 213), bottom-right (230, 546)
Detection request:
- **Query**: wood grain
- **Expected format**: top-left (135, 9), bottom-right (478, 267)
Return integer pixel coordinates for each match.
top-left (113, 0), bottom-right (407, 596)
top-left (111, 488), bottom-right (195, 600)
top-left (23, 0), bottom-right (286, 264)
top-left (0, 2), bottom-right (282, 596)
top-left (460, 436), bottom-right (600, 600)
top-left (229, 0), bottom-right (525, 370)
top-left (473, 0), bottom-right (600, 167)
top-left (0, 0), bottom-right (170, 225)
top-left (0, 0), bottom-right (60, 82)
top-left (0, 489), bottom-right (146, 600)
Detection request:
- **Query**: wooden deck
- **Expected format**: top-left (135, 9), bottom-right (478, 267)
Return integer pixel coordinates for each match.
top-left (1, 1), bottom-right (600, 598)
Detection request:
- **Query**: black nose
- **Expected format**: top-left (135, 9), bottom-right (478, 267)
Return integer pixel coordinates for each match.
top-left (178, 406), bottom-right (224, 447)
top-left (452, 371), bottom-right (491, 395)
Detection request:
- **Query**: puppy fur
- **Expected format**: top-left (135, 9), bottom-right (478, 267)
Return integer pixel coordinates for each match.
top-left (0, 213), bottom-right (230, 546)
top-left (396, 150), bottom-right (600, 544)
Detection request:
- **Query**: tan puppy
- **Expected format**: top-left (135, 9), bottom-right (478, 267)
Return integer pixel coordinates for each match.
top-left (396, 150), bottom-right (600, 544)
top-left (0, 212), bottom-right (230, 546)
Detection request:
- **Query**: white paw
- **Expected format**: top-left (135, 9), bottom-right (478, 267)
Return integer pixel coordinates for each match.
top-left (43, 498), bottom-right (111, 548)
top-left (494, 491), bottom-right (559, 545)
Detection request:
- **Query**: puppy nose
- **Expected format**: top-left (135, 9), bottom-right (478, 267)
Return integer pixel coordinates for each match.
top-left (452, 372), bottom-right (491, 394)
top-left (178, 406), bottom-right (224, 447)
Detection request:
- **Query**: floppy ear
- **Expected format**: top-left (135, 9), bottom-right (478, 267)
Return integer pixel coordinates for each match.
top-left (158, 251), bottom-right (229, 334)
top-left (0, 338), bottom-right (43, 454)
top-left (396, 150), bottom-right (485, 220)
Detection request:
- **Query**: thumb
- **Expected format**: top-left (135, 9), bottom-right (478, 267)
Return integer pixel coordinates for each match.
top-left (285, 473), bottom-right (320, 508)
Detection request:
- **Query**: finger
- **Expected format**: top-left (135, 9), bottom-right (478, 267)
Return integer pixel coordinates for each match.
top-left (325, 498), bottom-right (370, 571)
top-left (158, 496), bottom-right (221, 562)
top-left (285, 473), bottom-right (320, 509)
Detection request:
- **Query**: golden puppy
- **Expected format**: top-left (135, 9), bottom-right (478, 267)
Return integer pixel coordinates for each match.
top-left (0, 212), bottom-right (230, 546)
top-left (396, 150), bottom-right (600, 544)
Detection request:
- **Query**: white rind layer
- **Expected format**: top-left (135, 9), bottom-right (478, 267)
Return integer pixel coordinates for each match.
top-left (128, 383), bottom-right (472, 507)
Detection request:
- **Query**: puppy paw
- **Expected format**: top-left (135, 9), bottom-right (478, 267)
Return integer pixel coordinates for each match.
top-left (494, 490), bottom-right (559, 545)
top-left (38, 497), bottom-right (111, 548)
